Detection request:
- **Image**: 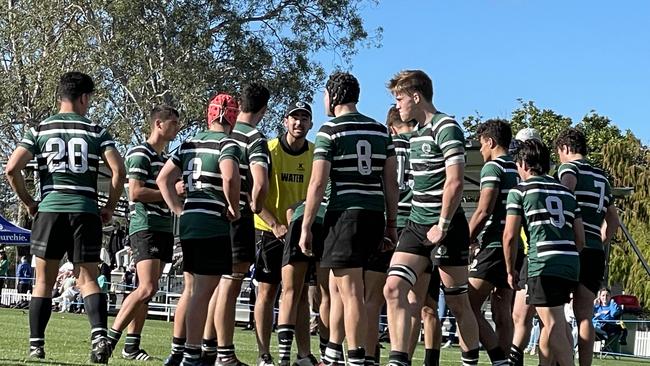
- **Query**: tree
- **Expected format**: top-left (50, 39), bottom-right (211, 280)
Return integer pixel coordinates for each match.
top-left (0, 0), bottom-right (381, 221)
top-left (0, 0), bottom-right (382, 152)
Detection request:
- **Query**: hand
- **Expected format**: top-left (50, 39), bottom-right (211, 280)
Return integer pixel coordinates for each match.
top-left (507, 271), bottom-right (520, 291)
top-left (25, 201), bottom-right (39, 217)
top-left (298, 228), bottom-right (313, 257)
top-left (250, 201), bottom-right (262, 215)
top-left (170, 202), bottom-right (183, 217)
top-left (174, 181), bottom-right (186, 197)
top-left (271, 223), bottom-right (288, 240)
top-left (100, 207), bottom-right (114, 224)
top-left (426, 225), bottom-right (446, 245)
top-left (382, 226), bottom-right (398, 251)
top-left (226, 206), bottom-right (240, 222)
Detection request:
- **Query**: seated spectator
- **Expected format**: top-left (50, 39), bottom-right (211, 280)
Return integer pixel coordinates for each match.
top-left (593, 288), bottom-right (627, 345)
top-left (53, 284), bottom-right (80, 313)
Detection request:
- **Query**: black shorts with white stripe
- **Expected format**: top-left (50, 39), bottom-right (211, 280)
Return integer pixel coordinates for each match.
top-left (30, 212), bottom-right (102, 264)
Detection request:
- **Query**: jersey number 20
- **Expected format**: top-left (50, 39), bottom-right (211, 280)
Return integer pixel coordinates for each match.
top-left (45, 137), bottom-right (88, 173)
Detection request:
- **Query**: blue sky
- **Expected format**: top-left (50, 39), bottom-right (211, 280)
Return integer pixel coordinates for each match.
top-left (306, 1), bottom-right (650, 143)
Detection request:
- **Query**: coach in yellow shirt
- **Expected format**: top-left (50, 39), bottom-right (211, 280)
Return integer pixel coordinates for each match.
top-left (253, 101), bottom-right (314, 366)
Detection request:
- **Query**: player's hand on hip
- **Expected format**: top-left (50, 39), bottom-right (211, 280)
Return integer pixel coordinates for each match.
top-left (299, 229), bottom-right (313, 257)
top-left (174, 180), bottom-right (186, 197)
top-left (272, 224), bottom-right (288, 240)
top-left (426, 225), bottom-right (446, 245)
top-left (100, 207), bottom-right (114, 224)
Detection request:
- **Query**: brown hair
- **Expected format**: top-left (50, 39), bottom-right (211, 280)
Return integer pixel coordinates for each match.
top-left (387, 70), bottom-right (433, 102)
top-left (385, 105), bottom-right (415, 129)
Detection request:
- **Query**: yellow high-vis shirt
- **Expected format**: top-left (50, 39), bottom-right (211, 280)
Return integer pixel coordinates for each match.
top-left (254, 135), bottom-right (314, 232)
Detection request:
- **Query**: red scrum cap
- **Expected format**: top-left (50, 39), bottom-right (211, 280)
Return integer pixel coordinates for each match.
top-left (207, 93), bottom-right (239, 127)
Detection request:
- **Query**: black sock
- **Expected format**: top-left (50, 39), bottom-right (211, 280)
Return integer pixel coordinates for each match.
top-left (487, 347), bottom-right (508, 365)
top-left (374, 344), bottom-right (381, 366)
top-left (424, 348), bottom-right (440, 366)
top-left (277, 324), bottom-right (295, 364)
top-left (29, 297), bottom-right (52, 349)
top-left (461, 348), bottom-right (479, 366)
top-left (83, 293), bottom-right (108, 342)
top-left (388, 351), bottom-right (410, 366)
top-left (319, 336), bottom-right (328, 359)
top-left (348, 348), bottom-right (365, 366)
top-left (183, 343), bottom-right (201, 361)
top-left (218, 344), bottom-right (236, 362)
top-left (171, 337), bottom-right (186, 356)
top-left (124, 333), bottom-right (141, 353)
top-left (107, 328), bottom-right (122, 349)
top-left (202, 338), bottom-right (218, 357)
top-left (508, 344), bottom-right (524, 366)
top-left (323, 342), bottom-right (343, 365)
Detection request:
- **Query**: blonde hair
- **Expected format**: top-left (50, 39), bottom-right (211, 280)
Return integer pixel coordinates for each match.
top-left (387, 70), bottom-right (433, 102)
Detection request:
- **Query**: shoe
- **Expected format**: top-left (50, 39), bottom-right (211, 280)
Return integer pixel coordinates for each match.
top-left (217, 356), bottom-right (250, 366)
top-left (292, 354), bottom-right (318, 366)
top-left (523, 346), bottom-right (532, 354)
top-left (122, 348), bottom-right (152, 361)
top-left (529, 348), bottom-right (536, 356)
top-left (90, 337), bottom-right (112, 364)
top-left (201, 351), bottom-right (218, 365)
top-left (164, 353), bottom-right (184, 366)
top-left (257, 353), bottom-right (275, 366)
top-left (29, 346), bottom-right (45, 359)
top-left (181, 358), bottom-right (212, 366)
top-left (441, 340), bottom-right (453, 349)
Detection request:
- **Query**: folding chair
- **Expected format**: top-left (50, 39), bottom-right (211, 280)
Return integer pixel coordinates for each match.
top-left (595, 327), bottom-right (621, 359)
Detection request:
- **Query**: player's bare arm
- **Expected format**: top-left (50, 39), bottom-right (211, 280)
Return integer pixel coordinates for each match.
top-left (468, 186), bottom-right (498, 243)
top-left (502, 214), bottom-right (521, 290)
top-left (382, 155), bottom-right (399, 245)
top-left (602, 204), bottom-right (619, 246)
top-left (157, 160), bottom-right (184, 216)
top-left (220, 158), bottom-right (241, 221)
top-left (573, 217), bottom-right (586, 252)
top-left (299, 160), bottom-right (330, 254)
top-left (5, 146), bottom-right (38, 215)
top-left (427, 162), bottom-right (464, 244)
top-left (128, 178), bottom-right (164, 203)
top-left (250, 163), bottom-right (268, 214)
top-left (102, 147), bottom-right (126, 223)
top-left (258, 207), bottom-right (288, 239)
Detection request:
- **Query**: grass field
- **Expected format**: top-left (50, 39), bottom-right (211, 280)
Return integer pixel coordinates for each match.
top-left (0, 308), bottom-right (646, 365)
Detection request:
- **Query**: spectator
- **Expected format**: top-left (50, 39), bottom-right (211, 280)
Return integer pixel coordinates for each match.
top-left (593, 288), bottom-right (627, 345)
top-left (16, 256), bottom-right (33, 293)
top-left (106, 221), bottom-right (126, 268)
top-left (97, 263), bottom-right (111, 294)
top-left (0, 251), bottom-right (8, 296)
top-left (524, 316), bottom-right (541, 356)
top-left (54, 283), bottom-right (80, 313)
top-left (438, 288), bottom-right (458, 348)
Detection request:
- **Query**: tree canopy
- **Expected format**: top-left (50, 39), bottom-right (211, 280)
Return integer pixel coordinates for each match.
top-left (0, 0), bottom-right (382, 155)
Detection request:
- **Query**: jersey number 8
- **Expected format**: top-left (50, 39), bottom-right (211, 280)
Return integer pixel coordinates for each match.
top-left (356, 140), bottom-right (372, 176)
top-left (45, 137), bottom-right (89, 173)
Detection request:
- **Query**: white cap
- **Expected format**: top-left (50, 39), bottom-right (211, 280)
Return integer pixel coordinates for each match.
top-left (515, 127), bottom-right (542, 142)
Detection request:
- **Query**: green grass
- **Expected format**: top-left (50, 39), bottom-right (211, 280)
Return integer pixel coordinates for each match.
top-left (0, 308), bottom-right (646, 365)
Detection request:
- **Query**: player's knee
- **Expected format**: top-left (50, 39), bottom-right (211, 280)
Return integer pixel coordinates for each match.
top-left (442, 283), bottom-right (469, 297)
top-left (386, 264), bottom-right (418, 289)
top-left (140, 284), bottom-right (159, 302)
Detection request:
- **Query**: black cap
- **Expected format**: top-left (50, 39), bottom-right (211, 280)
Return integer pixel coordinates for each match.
top-left (285, 101), bottom-right (312, 117)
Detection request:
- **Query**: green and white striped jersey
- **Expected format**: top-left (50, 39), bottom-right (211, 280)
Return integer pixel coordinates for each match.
top-left (18, 112), bottom-right (116, 213)
top-left (479, 155), bottom-right (520, 249)
top-left (230, 122), bottom-right (270, 215)
top-left (506, 175), bottom-right (580, 281)
top-left (558, 159), bottom-right (612, 251)
top-left (409, 112), bottom-right (465, 225)
top-left (125, 142), bottom-right (172, 235)
top-left (393, 132), bottom-right (414, 228)
top-left (171, 131), bottom-right (241, 240)
top-left (313, 112), bottom-right (395, 212)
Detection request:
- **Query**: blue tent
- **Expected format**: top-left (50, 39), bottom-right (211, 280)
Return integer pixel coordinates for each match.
top-left (0, 215), bottom-right (30, 245)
